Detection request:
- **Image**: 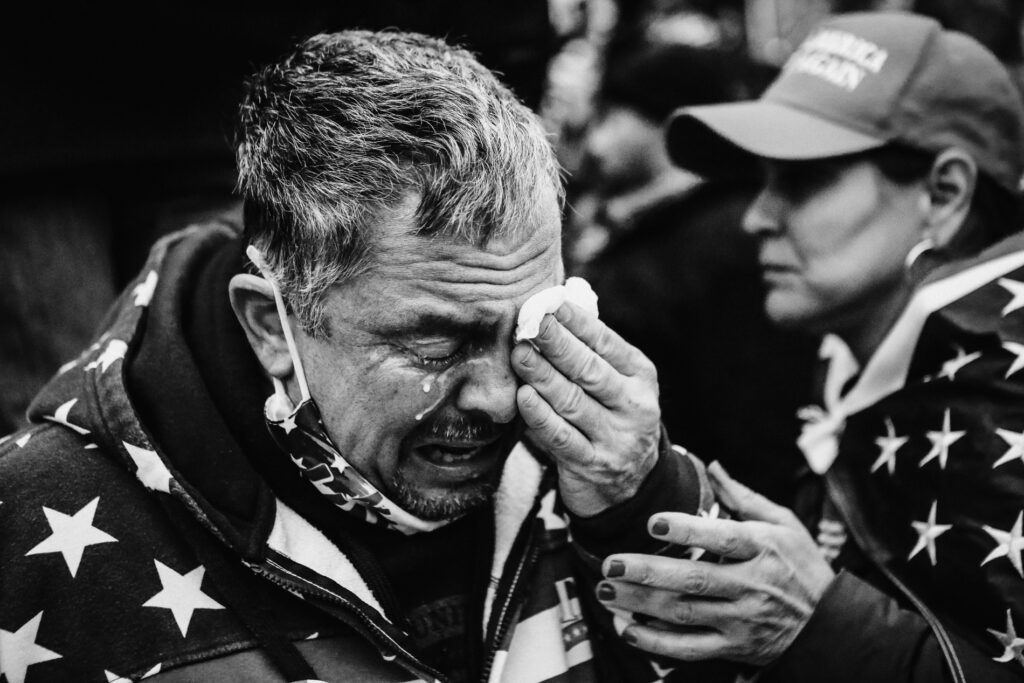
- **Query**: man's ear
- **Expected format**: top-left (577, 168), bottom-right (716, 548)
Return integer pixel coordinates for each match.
top-left (923, 148), bottom-right (977, 249)
top-left (228, 273), bottom-right (294, 380)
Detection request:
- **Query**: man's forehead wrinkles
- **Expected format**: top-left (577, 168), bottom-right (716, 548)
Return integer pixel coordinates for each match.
top-left (413, 280), bottom-right (552, 305)
top-left (383, 232), bottom-right (557, 269)
top-left (374, 232), bottom-right (562, 286)
top-left (448, 235), bottom-right (554, 265)
top-left (414, 260), bottom-right (556, 288)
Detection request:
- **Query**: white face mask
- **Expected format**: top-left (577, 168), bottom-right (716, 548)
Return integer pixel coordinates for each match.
top-left (246, 245), bottom-right (455, 535)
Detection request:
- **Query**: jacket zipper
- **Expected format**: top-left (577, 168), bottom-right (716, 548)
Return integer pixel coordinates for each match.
top-left (479, 524), bottom-right (541, 683)
top-left (248, 557), bottom-right (447, 683)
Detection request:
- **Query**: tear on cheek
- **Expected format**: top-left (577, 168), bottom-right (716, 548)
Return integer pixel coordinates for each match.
top-left (415, 392), bottom-right (446, 421)
top-left (413, 367), bottom-right (458, 421)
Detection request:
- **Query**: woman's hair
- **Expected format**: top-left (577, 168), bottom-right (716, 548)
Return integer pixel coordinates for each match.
top-left (867, 144), bottom-right (1024, 258)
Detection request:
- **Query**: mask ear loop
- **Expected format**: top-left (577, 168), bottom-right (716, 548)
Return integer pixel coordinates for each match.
top-left (245, 245), bottom-right (311, 404)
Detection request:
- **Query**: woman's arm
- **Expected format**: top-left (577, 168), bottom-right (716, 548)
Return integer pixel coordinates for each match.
top-left (594, 462), bottom-right (1024, 681)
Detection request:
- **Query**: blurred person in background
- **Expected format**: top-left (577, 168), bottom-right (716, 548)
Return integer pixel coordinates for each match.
top-left (594, 12), bottom-right (1024, 682)
top-left (575, 41), bottom-right (817, 507)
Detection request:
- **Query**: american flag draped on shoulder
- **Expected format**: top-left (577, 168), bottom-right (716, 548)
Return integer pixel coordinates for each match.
top-left (797, 231), bottom-right (1024, 674)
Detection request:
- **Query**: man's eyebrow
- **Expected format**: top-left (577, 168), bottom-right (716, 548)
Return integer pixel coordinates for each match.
top-left (377, 312), bottom-right (490, 337)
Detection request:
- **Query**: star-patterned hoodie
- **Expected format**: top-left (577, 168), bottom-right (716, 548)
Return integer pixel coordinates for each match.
top-left (0, 222), bottom-right (722, 683)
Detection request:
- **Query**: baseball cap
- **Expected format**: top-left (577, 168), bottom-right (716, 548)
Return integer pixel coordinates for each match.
top-left (666, 12), bottom-right (1024, 193)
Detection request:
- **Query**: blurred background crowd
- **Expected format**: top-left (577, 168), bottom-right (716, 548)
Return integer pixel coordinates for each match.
top-left (2, 0), bottom-right (1021, 506)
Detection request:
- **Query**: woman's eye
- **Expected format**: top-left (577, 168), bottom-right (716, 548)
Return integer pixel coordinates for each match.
top-left (768, 160), bottom-right (843, 203)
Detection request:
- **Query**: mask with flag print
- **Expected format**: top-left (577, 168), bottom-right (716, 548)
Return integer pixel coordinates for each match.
top-left (246, 245), bottom-right (455, 535)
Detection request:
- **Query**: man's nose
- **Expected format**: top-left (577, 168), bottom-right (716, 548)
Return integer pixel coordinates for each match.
top-left (742, 187), bottom-right (783, 236)
top-left (454, 352), bottom-right (519, 424)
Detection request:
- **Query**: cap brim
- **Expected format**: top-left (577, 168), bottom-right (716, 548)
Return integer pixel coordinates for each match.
top-left (666, 101), bottom-right (888, 179)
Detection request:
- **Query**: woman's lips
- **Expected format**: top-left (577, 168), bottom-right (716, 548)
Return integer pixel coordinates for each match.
top-left (759, 261), bottom-right (797, 280)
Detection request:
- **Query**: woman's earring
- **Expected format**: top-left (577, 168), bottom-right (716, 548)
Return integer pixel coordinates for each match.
top-left (905, 236), bottom-right (936, 272)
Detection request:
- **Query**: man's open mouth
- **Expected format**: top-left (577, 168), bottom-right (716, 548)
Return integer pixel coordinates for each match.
top-left (416, 442), bottom-right (489, 467)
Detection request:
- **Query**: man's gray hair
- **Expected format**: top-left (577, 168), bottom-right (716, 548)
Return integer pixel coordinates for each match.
top-left (237, 30), bottom-right (563, 335)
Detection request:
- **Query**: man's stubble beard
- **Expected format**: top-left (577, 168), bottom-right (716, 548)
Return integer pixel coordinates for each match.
top-left (388, 471), bottom-right (500, 521)
top-left (388, 412), bottom-right (522, 521)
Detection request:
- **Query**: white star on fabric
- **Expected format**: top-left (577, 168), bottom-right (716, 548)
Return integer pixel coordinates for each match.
top-left (132, 270), bottom-right (159, 307)
top-left (142, 560), bottom-right (224, 636)
top-left (918, 409), bottom-right (965, 470)
top-left (652, 660), bottom-right (677, 679)
top-left (908, 501), bottom-right (952, 566)
top-left (538, 489), bottom-right (568, 531)
top-left (123, 441), bottom-right (173, 493)
top-left (43, 398), bottom-right (91, 436)
top-left (982, 512), bottom-right (1024, 577)
top-left (688, 503), bottom-right (722, 561)
top-left (1000, 278), bottom-right (1024, 316)
top-left (328, 452), bottom-right (350, 474)
top-left (872, 418), bottom-right (908, 476)
top-left (25, 497), bottom-right (117, 577)
top-left (994, 428), bottom-right (1024, 470)
top-left (85, 339), bottom-right (128, 373)
top-left (1004, 342), bottom-right (1024, 379)
top-left (0, 611), bottom-right (62, 683)
top-left (937, 347), bottom-right (982, 380)
top-left (106, 663), bottom-right (162, 681)
top-left (279, 414), bottom-right (297, 434)
top-left (989, 609), bottom-right (1024, 667)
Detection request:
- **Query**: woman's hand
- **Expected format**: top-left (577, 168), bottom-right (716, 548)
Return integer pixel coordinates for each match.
top-left (596, 462), bottom-right (835, 666)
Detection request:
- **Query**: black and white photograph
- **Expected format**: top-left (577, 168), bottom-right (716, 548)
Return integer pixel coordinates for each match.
top-left (1, 1), bottom-right (1023, 681)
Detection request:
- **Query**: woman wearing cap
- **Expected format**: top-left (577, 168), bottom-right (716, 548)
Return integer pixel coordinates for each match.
top-left (593, 12), bottom-right (1024, 683)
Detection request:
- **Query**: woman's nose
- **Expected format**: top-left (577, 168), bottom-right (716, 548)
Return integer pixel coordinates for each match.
top-left (742, 187), bottom-right (783, 236)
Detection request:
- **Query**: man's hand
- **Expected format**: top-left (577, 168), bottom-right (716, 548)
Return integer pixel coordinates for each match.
top-left (511, 302), bottom-right (660, 517)
top-left (596, 462), bottom-right (835, 665)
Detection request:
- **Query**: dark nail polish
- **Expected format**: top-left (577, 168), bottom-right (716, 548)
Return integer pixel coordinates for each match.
top-left (597, 583), bottom-right (616, 601)
top-left (651, 519), bottom-right (669, 536)
top-left (606, 559), bottom-right (625, 578)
